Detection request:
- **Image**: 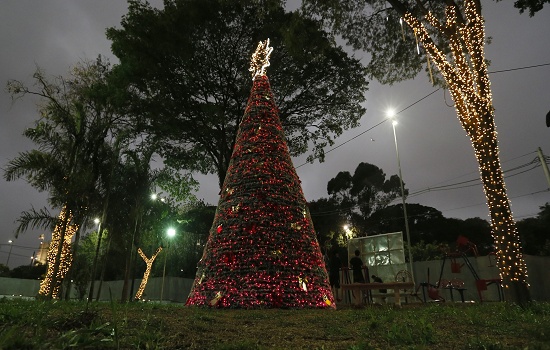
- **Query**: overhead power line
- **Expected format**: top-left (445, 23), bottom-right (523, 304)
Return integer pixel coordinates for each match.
top-left (297, 61), bottom-right (550, 217)
top-left (309, 156), bottom-right (548, 218)
top-left (408, 156), bottom-right (544, 198)
top-left (433, 188), bottom-right (549, 216)
top-left (296, 62), bottom-right (550, 169)
top-left (309, 187), bottom-right (549, 219)
top-left (488, 62), bottom-right (550, 74)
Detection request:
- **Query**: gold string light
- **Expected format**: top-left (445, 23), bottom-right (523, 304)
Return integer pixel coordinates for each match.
top-left (38, 206), bottom-right (78, 298)
top-left (400, 0), bottom-right (528, 289)
top-left (134, 246), bottom-right (163, 300)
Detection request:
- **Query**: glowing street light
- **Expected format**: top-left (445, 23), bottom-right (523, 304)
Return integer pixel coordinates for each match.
top-left (343, 225), bottom-right (353, 241)
top-left (160, 227), bottom-right (176, 302)
top-left (386, 109), bottom-right (415, 284)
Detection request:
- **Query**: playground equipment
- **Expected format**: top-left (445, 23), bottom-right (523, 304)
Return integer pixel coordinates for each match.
top-left (419, 236), bottom-right (503, 303)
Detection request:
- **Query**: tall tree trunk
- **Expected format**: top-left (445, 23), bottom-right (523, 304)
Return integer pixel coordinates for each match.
top-left (48, 215), bottom-right (69, 299)
top-left (95, 229), bottom-right (113, 301)
top-left (472, 114), bottom-right (530, 306)
top-left (393, 0), bottom-right (530, 304)
top-left (64, 216), bottom-right (88, 300)
top-left (39, 206), bottom-right (77, 299)
top-left (121, 213), bottom-right (141, 302)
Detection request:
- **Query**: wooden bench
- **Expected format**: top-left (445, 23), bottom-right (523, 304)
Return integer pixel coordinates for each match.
top-left (341, 282), bottom-right (415, 307)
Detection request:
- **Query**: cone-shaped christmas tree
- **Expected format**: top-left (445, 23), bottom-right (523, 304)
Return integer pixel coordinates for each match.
top-left (186, 39), bottom-right (335, 309)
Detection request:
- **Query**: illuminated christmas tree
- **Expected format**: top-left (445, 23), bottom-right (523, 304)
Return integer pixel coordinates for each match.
top-left (186, 40), bottom-right (334, 308)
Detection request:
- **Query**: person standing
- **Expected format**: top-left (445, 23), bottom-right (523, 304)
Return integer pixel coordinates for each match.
top-left (349, 249), bottom-right (365, 283)
top-left (329, 251), bottom-right (343, 301)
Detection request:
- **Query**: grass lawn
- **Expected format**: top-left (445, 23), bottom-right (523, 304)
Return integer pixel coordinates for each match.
top-left (0, 298), bottom-right (549, 349)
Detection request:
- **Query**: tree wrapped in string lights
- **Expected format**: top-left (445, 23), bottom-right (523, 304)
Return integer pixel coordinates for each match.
top-left (134, 247), bottom-right (163, 300)
top-left (38, 206), bottom-right (78, 299)
top-left (394, 0), bottom-right (530, 304)
top-left (186, 39), bottom-right (334, 309)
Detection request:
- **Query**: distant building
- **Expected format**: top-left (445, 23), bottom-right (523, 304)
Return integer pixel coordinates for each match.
top-left (36, 240), bottom-right (49, 265)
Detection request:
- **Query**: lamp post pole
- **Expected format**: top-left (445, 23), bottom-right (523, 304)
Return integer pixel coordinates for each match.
top-left (87, 218), bottom-right (102, 302)
top-left (6, 240), bottom-right (13, 266)
top-left (160, 228), bottom-right (176, 303)
top-left (388, 112), bottom-right (415, 285)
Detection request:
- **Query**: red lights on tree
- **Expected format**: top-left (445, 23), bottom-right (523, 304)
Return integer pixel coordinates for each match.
top-left (186, 40), bottom-right (334, 308)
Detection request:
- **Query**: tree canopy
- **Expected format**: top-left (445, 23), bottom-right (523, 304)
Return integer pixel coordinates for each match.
top-left (327, 162), bottom-right (403, 232)
top-left (4, 58), bottom-right (123, 234)
top-left (308, 162), bottom-right (403, 249)
top-left (106, 0), bottom-right (368, 187)
top-left (500, 0), bottom-right (550, 16)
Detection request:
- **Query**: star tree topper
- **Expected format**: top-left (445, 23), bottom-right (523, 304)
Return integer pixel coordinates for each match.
top-left (249, 38), bottom-right (273, 80)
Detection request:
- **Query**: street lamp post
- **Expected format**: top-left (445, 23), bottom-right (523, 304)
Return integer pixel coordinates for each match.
top-left (87, 218), bottom-right (102, 302)
top-left (6, 240), bottom-right (13, 266)
top-left (160, 227), bottom-right (176, 303)
top-left (387, 110), bottom-right (415, 285)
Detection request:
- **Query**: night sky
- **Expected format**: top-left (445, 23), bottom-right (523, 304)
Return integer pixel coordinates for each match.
top-left (1, 1), bottom-right (549, 268)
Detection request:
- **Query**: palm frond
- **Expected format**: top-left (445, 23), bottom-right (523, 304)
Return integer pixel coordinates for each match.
top-left (14, 207), bottom-right (57, 237)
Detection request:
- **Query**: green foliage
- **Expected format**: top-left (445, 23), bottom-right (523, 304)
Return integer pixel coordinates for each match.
top-left (42, 322), bottom-right (114, 349)
top-left (0, 264), bottom-right (10, 277)
top-left (301, 0), bottom-right (430, 85)
top-left (310, 161), bottom-right (497, 261)
top-left (5, 58), bottom-right (120, 218)
top-left (409, 240), bottom-right (448, 262)
top-left (324, 162), bottom-right (403, 234)
top-left (9, 264), bottom-right (46, 280)
top-left (497, 0), bottom-right (550, 16)
top-left (367, 204), bottom-right (494, 259)
top-left (71, 232), bottom-right (98, 299)
top-left (4, 56), bottom-right (200, 298)
top-left (4, 58), bottom-right (133, 298)
top-left (107, 0), bottom-right (368, 187)
top-left (308, 197), bottom-right (347, 250)
top-left (516, 203), bottom-right (550, 256)
top-left (0, 326), bottom-right (35, 350)
top-left (385, 317), bottom-right (435, 345)
top-left (1, 300), bottom-right (549, 349)
top-left (167, 202), bottom-right (216, 278)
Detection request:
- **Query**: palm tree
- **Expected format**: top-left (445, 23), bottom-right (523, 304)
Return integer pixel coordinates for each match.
top-left (4, 57), bottom-right (130, 299)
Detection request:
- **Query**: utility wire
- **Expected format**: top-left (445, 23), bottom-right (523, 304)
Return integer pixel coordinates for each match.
top-left (408, 157), bottom-right (543, 198)
top-left (310, 162), bottom-right (546, 217)
top-left (295, 88), bottom-right (440, 168)
top-left (305, 62), bottom-right (550, 218)
top-left (296, 62), bottom-right (550, 169)
top-left (0, 244), bottom-right (41, 251)
top-left (310, 187), bottom-right (549, 219)
top-left (488, 62), bottom-right (550, 74)
top-left (0, 251), bottom-right (34, 259)
top-left (434, 189), bottom-right (549, 215)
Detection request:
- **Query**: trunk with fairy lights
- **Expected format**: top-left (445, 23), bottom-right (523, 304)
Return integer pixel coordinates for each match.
top-left (186, 40), bottom-right (334, 308)
top-left (38, 206), bottom-right (79, 299)
top-left (386, 0), bottom-right (530, 304)
top-left (134, 247), bottom-right (162, 301)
